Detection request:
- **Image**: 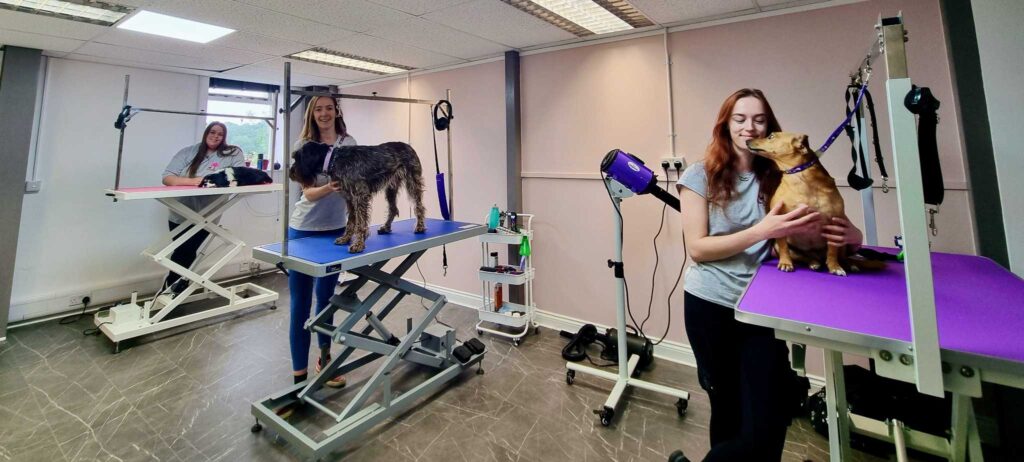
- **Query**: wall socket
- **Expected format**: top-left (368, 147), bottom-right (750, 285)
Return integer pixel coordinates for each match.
top-left (239, 261), bottom-right (261, 274)
top-left (25, 180), bottom-right (42, 193)
top-left (68, 294), bottom-right (92, 308)
top-left (660, 157), bottom-right (687, 178)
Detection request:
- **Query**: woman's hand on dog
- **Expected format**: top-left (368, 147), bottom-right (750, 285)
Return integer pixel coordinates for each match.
top-left (756, 202), bottom-right (822, 240)
top-left (822, 216), bottom-right (863, 250)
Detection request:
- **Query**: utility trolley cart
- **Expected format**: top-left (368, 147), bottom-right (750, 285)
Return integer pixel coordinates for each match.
top-left (476, 214), bottom-right (537, 346)
top-left (249, 218), bottom-right (487, 459)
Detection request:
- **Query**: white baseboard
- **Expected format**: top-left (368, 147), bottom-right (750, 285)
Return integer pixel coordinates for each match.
top-left (411, 278), bottom-right (825, 389)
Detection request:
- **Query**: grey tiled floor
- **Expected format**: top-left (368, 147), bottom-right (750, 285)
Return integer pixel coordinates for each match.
top-left (1, 274), bottom-right (906, 461)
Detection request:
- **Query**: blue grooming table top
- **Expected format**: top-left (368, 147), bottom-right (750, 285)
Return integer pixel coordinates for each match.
top-left (254, 218), bottom-right (485, 276)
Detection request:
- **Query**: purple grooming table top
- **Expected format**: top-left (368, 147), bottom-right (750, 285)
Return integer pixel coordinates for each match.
top-left (737, 248), bottom-right (1024, 372)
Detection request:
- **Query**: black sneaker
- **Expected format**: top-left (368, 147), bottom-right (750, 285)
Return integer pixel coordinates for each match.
top-left (170, 279), bottom-right (189, 296)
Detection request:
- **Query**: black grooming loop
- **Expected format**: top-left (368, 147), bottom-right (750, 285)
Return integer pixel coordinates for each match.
top-left (904, 85), bottom-right (943, 235)
top-left (433, 99), bottom-right (453, 131)
top-left (844, 84), bottom-right (890, 192)
top-left (113, 105), bottom-right (140, 129)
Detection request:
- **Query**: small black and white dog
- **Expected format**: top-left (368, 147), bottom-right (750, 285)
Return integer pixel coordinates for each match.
top-left (290, 141), bottom-right (427, 253)
top-left (201, 166), bottom-right (272, 188)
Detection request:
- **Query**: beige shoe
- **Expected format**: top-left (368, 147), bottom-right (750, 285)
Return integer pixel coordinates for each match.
top-left (316, 357), bottom-right (347, 388)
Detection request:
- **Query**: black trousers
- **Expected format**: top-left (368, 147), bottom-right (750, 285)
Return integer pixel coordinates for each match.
top-left (163, 221), bottom-right (210, 289)
top-left (684, 291), bottom-right (793, 462)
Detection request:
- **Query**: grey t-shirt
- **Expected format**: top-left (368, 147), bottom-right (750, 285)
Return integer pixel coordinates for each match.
top-left (162, 142), bottom-right (245, 224)
top-left (289, 135), bottom-right (357, 231)
top-left (677, 161), bottom-right (770, 307)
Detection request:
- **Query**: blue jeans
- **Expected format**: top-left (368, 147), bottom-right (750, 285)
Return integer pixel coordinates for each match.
top-left (288, 227), bottom-right (343, 373)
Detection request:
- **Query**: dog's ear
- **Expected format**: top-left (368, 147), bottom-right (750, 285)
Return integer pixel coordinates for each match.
top-left (793, 134), bottom-right (811, 153)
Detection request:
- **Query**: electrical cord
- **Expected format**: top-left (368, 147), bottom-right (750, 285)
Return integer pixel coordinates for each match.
top-left (639, 165), bottom-right (672, 335)
top-left (59, 296), bottom-right (92, 324)
top-left (413, 259), bottom-right (464, 343)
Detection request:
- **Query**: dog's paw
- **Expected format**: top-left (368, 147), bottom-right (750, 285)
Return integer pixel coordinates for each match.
top-left (348, 242), bottom-right (365, 253)
top-left (777, 262), bottom-right (795, 272)
top-left (414, 225), bottom-right (426, 234)
top-left (334, 235), bottom-right (351, 245)
top-left (848, 263), bottom-right (861, 273)
top-left (377, 226), bottom-right (391, 235)
top-left (828, 266), bottom-right (847, 277)
top-left (808, 261), bottom-right (822, 271)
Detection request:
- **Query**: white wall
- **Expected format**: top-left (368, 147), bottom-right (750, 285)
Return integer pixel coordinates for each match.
top-left (972, 0), bottom-right (1024, 276)
top-left (11, 58), bottom-right (282, 321)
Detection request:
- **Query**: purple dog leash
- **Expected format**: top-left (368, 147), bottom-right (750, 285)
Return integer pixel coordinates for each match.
top-left (817, 82), bottom-right (868, 154)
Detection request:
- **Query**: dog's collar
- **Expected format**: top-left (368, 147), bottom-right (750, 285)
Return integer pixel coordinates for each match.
top-left (784, 158), bottom-right (818, 174)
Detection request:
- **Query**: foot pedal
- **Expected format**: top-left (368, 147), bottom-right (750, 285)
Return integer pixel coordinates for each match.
top-left (463, 338), bottom-right (486, 355)
top-left (453, 346), bottom-right (475, 364)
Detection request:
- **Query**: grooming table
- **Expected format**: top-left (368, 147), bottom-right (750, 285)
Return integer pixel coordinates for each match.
top-left (736, 250), bottom-right (1024, 461)
top-left (96, 184), bottom-right (281, 352)
top-left (250, 218), bottom-right (486, 459)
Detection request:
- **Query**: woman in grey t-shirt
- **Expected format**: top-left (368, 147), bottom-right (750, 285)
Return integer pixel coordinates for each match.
top-left (160, 121), bottom-right (245, 294)
top-left (281, 96), bottom-right (354, 405)
top-left (671, 89), bottom-right (863, 461)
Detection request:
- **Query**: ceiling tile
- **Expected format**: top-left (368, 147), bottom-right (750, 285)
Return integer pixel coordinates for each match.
top-left (0, 29), bottom-right (85, 53)
top-left (236, 0), bottom-right (412, 33)
top-left (318, 33), bottom-right (464, 69)
top-left (121, 0), bottom-right (357, 45)
top-left (363, 15), bottom-right (507, 60)
top-left (211, 31), bottom-right (311, 57)
top-left (630, 0), bottom-right (757, 25)
top-left (62, 53), bottom-right (218, 76)
top-left (217, 60), bottom-right (343, 86)
top-left (90, 29), bottom-right (274, 65)
top-left (364, 0), bottom-right (473, 16)
top-left (755, 0), bottom-right (832, 9)
top-left (0, 9), bottom-right (108, 41)
top-left (75, 42), bottom-right (245, 72)
top-left (423, 0), bottom-right (576, 49)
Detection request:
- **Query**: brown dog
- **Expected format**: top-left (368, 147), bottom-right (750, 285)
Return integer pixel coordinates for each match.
top-left (747, 132), bottom-right (866, 276)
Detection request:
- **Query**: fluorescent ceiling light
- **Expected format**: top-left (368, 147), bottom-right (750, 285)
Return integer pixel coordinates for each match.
top-left (0, 0), bottom-right (132, 26)
top-left (290, 49), bottom-right (413, 75)
top-left (502, 0), bottom-right (653, 36)
top-left (117, 10), bottom-right (234, 44)
top-left (533, 0), bottom-right (629, 34)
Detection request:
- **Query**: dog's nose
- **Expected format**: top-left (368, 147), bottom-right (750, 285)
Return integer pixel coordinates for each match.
top-left (746, 139), bottom-right (754, 148)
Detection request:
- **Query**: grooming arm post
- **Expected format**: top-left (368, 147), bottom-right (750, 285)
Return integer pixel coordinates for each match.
top-left (881, 15), bottom-right (943, 397)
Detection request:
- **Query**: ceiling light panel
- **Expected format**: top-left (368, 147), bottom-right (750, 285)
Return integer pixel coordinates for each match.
top-left (501, 0), bottom-right (651, 36)
top-left (290, 48), bottom-right (414, 75)
top-left (0, 0), bottom-right (132, 26)
top-left (117, 10), bottom-right (234, 44)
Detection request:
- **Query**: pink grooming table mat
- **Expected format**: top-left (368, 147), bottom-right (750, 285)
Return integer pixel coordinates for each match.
top-left (737, 248), bottom-right (1024, 365)
top-left (117, 186), bottom-right (199, 192)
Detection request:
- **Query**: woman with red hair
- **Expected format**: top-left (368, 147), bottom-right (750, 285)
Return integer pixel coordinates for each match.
top-left (672, 89), bottom-right (862, 461)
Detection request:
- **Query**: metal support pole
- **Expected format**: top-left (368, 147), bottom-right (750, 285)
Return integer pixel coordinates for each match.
top-left (114, 75), bottom-right (129, 193)
top-left (881, 15), bottom-right (943, 397)
top-left (282, 62), bottom-right (291, 257)
top-left (446, 89), bottom-right (454, 219)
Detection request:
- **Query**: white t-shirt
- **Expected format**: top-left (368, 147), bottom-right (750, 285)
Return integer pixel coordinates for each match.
top-left (289, 135), bottom-right (357, 231)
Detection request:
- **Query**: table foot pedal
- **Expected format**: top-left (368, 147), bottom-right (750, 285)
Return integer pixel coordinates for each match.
top-left (464, 338), bottom-right (486, 355)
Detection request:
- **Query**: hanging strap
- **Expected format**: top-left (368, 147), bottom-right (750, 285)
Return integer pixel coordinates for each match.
top-left (818, 82), bottom-right (867, 154)
top-left (844, 85), bottom-right (874, 191)
top-left (904, 85), bottom-right (943, 236)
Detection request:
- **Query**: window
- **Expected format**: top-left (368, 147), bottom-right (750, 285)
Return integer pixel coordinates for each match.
top-left (206, 79), bottom-right (277, 167)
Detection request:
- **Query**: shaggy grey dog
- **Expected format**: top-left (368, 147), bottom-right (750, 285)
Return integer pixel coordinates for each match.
top-left (290, 141), bottom-right (427, 253)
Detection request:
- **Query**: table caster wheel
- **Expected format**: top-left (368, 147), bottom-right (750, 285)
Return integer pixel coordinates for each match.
top-left (251, 420), bottom-right (262, 433)
top-left (566, 369), bottom-right (575, 385)
top-left (599, 407), bottom-right (614, 427)
top-left (676, 398), bottom-right (688, 416)
top-left (477, 329), bottom-right (483, 336)
top-left (513, 338), bottom-right (521, 347)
